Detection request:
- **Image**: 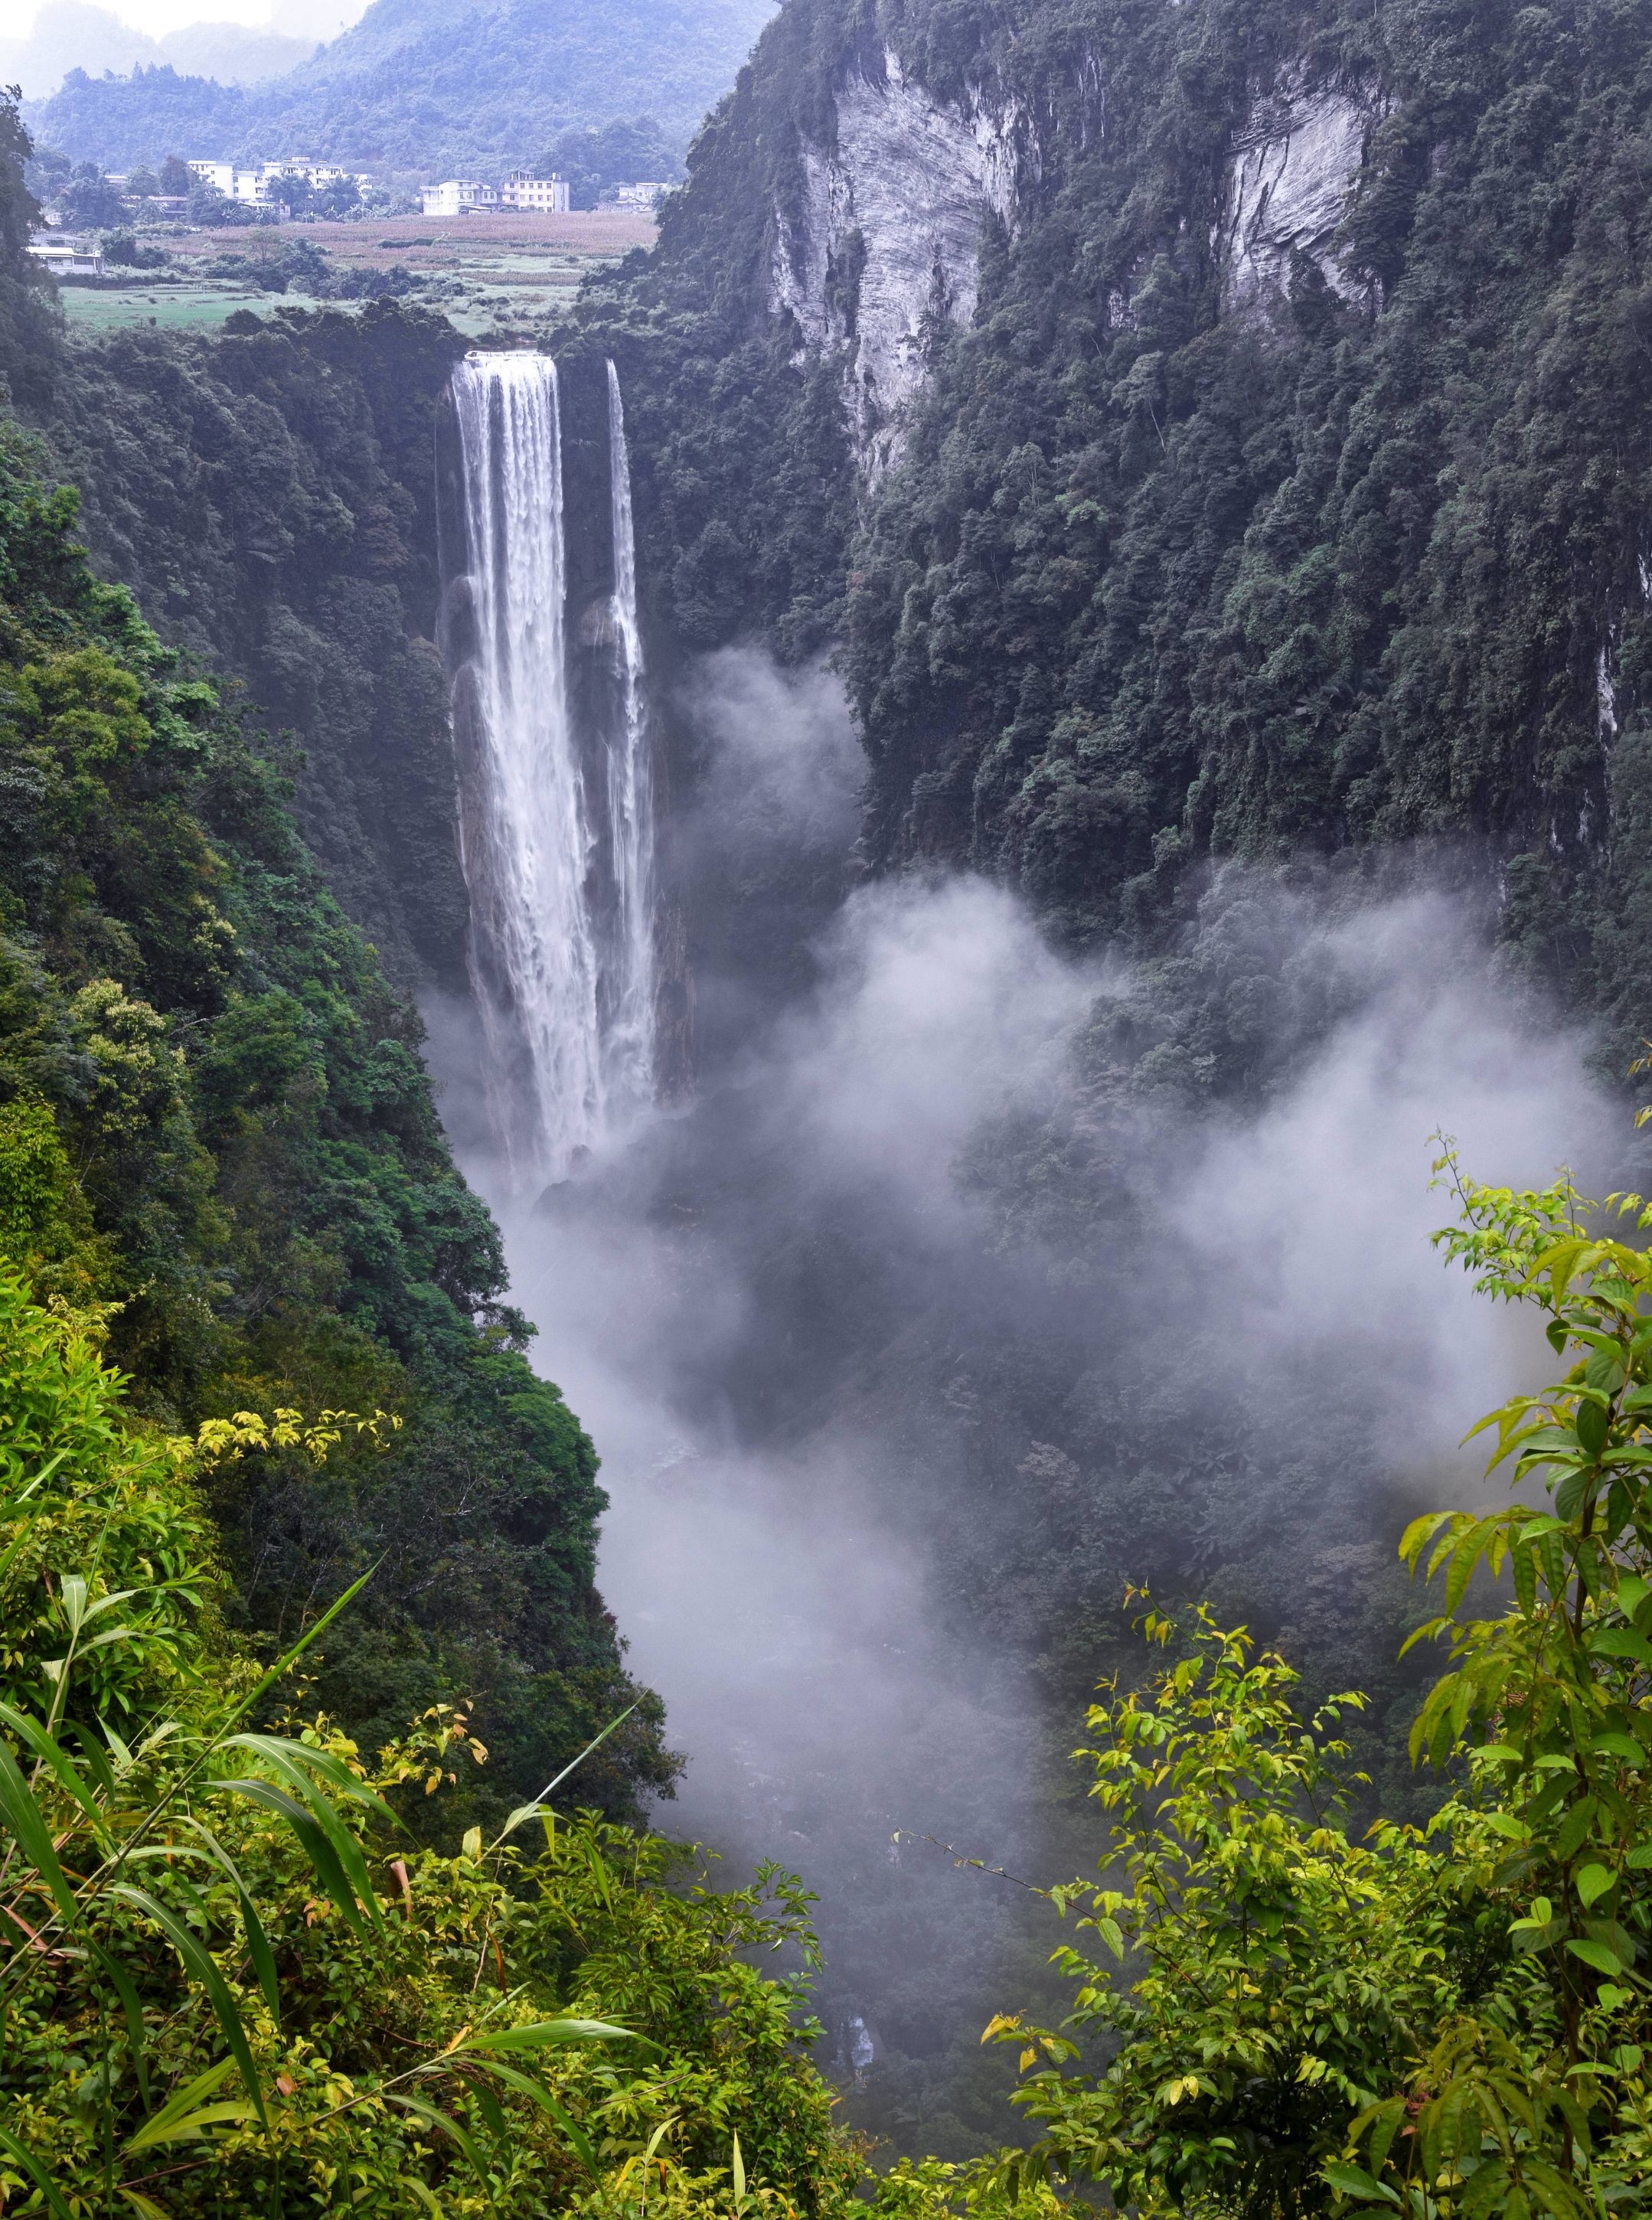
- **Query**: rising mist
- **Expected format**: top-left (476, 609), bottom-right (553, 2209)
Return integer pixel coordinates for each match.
top-left (422, 651), bottom-right (1621, 2151)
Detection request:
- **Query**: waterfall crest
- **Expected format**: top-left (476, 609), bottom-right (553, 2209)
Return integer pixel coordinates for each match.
top-left (441, 351), bottom-right (657, 1193)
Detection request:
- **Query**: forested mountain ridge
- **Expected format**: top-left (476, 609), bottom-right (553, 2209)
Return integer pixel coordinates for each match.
top-left (578, 0), bottom-right (1652, 1039)
top-left (27, 0), bottom-right (775, 177)
top-left (0, 108), bottom-right (674, 1833)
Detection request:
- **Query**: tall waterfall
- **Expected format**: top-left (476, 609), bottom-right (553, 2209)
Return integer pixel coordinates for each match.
top-left (441, 351), bottom-right (655, 1193)
top-left (596, 359), bottom-right (656, 1118)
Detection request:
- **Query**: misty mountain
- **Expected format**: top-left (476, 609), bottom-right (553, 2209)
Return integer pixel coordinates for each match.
top-left (580, 0), bottom-right (1652, 1044)
top-left (0, 2), bottom-right (314, 100)
top-left (24, 0), bottom-right (775, 175)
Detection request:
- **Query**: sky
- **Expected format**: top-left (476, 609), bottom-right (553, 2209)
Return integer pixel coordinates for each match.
top-left (9, 0), bottom-right (370, 41)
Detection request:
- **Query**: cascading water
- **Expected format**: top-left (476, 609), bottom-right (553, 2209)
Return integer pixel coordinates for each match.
top-left (596, 360), bottom-right (656, 1118)
top-left (440, 351), bottom-right (656, 1193)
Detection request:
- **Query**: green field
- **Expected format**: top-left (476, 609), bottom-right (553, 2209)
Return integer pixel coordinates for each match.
top-left (61, 285), bottom-right (329, 331)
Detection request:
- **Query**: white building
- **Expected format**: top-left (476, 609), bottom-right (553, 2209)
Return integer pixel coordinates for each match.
top-left (612, 181), bottom-right (670, 214)
top-left (420, 178), bottom-right (500, 216)
top-left (28, 234), bottom-right (103, 277)
top-left (187, 158), bottom-right (273, 204)
top-left (188, 158), bottom-right (371, 206)
top-left (500, 170), bottom-right (570, 213)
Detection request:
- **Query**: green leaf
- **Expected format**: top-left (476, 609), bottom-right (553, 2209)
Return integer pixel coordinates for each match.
top-left (1323, 2160), bottom-right (1399, 2206)
top-left (0, 1730), bottom-right (78, 1923)
top-left (461, 2016), bottom-right (641, 2052)
top-left (87, 1938), bottom-right (152, 2111)
top-left (122, 2101), bottom-right (256, 2153)
top-left (1566, 1938), bottom-right (1625, 1977)
top-left (121, 2057), bottom-right (237, 2154)
top-left (0, 1701), bottom-right (108, 1840)
top-left (211, 1775), bottom-right (371, 1941)
top-left (0, 2121), bottom-right (77, 2219)
top-left (475, 2058), bottom-right (599, 2173)
top-left (1576, 1399), bottom-right (1611, 1458)
top-left (109, 1885), bottom-right (269, 2130)
top-left (495, 1703), bottom-right (639, 1840)
top-left (1575, 1863), bottom-right (1614, 1908)
top-left (1589, 1627), bottom-right (1652, 1663)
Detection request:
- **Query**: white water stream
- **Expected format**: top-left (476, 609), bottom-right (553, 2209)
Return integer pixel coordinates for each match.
top-left (442, 350), bottom-right (655, 1192)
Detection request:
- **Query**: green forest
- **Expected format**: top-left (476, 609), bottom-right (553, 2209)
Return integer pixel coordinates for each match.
top-left (24, 0), bottom-right (774, 180)
top-left (7, 0), bottom-right (1652, 2196)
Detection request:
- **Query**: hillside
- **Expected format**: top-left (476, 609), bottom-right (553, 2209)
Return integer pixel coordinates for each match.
top-left (26, 0), bottom-right (776, 177)
top-left (0, 2), bottom-right (312, 100)
top-left (573, 0), bottom-right (1652, 1043)
top-left (0, 107), bottom-right (674, 1835)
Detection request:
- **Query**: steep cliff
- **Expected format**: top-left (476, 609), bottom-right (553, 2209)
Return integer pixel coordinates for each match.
top-left (592, 0), bottom-right (1652, 1038)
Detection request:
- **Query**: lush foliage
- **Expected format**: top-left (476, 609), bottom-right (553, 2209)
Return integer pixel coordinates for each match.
top-left (0, 1258), bottom-right (883, 2218)
top-left (23, 0), bottom-right (772, 178)
top-left (981, 1151), bottom-right (1652, 2216)
top-left (560, 0), bottom-right (1652, 1056)
top-left (0, 263), bottom-right (674, 1830)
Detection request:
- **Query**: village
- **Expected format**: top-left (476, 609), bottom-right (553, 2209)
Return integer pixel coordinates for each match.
top-left (24, 152), bottom-right (668, 289)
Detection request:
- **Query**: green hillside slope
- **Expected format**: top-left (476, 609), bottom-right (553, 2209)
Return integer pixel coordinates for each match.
top-left (27, 0), bottom-right (775, 176)
top-left (574, 0), bottom-right (1652, 1040)
top-left (0, 107), bottom-right (674, 1831)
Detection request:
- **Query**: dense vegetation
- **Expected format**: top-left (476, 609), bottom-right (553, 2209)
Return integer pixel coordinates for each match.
top-left (0, 122), bottom-right (675, 1839)
top-left (11, 975), bottom-right (1652, 2212)
top-left (24, 0), bottom-right (774, 180)
top-left (0, 1261), bottom-right (890, 2217)
top-left (0, 1), bottom-right (310, 103)
top-left (563, 0), bottom-right (1652, 1053)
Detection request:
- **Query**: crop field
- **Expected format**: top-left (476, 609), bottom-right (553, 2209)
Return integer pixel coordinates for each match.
top-left (57, 209), bottom-right (656, 336)
top-left (61, 285), bottom-right (329, 331)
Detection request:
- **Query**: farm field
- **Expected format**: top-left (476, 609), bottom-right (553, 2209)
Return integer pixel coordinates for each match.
top-left (57, 208), bottom-right (656, 335)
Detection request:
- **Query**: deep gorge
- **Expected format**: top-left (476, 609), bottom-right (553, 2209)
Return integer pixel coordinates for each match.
top-left (6, 0), bottom-right (1652, 2199)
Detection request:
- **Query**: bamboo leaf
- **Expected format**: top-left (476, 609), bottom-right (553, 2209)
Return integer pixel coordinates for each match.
top-left (494, 1703), bottom-right (638, 1841)
top-left (0, 1732), bottom-right (78, 1922)
top-left (386, 2091), bottom-right (497, 2212)
top-left (87, 1938), bottom-right (152, 2111)
top-left (123, 2101), bottom-right (257, 2153)
top-left (0, 1701), bottom-right (108, 1840)
top-left (121, 2056), bottom-right (237, 2152)
top-left (459, 2016), bottom-right (642, 2052)
top-left (476, 2058), bottom-right (599, 2173)
top-left (211, 1775), bottom-right (369, 1941)
top-left (109, 1885), bottom-right (269, 2130)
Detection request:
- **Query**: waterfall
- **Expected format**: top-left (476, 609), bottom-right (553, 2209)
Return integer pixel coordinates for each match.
top-left (596, 359), bottom-right (656, 1118)
top-left (442, 350), bottom-right (657, 1193)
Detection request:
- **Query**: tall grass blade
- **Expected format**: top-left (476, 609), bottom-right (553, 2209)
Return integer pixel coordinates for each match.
top-left (0, 1734), bottom-right (77, 1922)
top-left (109, 1884), bottom-right (269, 2130)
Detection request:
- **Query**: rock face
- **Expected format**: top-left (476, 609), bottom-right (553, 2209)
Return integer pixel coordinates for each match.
top-left (1219, 77), bottom-right (1379, 309)
top-left (769, 47), bottom-right (1018, 475)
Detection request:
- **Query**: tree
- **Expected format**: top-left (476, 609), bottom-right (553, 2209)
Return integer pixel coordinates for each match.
top-left (983, 1144), bottom-right (1652, 2217)
top-left (56, 161), bottom-right (124, 228)
top-left (158, 152), bottom-right (191, 195)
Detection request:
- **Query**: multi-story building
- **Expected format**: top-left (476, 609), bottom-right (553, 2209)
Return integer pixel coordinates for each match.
top-left (420, 179), bottom-right (501, 216)
top-left (500, 171), bottom-right (570, 213)
top-left (611, 181), bottom-right (671, 214)
top-left (188, 158), bottom-right (373, 206)
top-left (420, 172), bottom-right (570, 216)
top-left (188, 158), bottom-right (263, 201)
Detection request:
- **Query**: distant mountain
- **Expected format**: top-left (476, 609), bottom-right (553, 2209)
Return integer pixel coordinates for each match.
top-left (0, 2), bottom-right (312, 100)
top-left (24, 0), bottom-right (775, 178)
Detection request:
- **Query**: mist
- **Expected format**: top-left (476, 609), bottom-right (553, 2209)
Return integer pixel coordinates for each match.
top-left (421, 651), bottom-right (1620, 2151)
